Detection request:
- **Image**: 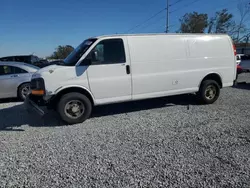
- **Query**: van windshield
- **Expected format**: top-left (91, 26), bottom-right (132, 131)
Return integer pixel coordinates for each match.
top-left (63, 38), bottom-right (97, 66)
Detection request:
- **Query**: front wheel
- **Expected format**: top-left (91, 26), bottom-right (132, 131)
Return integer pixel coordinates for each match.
top-left (198, 80), bottom-right (220, 104)
top-left (57, 92), bottom-right (92, 124)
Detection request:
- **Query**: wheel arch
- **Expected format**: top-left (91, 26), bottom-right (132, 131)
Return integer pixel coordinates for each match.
top-left (17, 82), bottom-right (30, 96)
top-left (51, 86), bottom-right (95, 108)
top-left (199, 73), bottom-right (223, 89)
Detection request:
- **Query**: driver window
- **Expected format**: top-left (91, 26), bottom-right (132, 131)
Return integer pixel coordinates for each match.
top-left (94, 43), bottom-right (104, 62)
top-left (91, 38), bottom-right (126, 65)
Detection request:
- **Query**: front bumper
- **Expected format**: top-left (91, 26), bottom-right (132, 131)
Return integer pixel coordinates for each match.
top-left (24, 95), bottom-right (45, 116)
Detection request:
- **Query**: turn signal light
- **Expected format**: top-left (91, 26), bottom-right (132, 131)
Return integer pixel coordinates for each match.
top-left (31, 90), bottom-right (45, 95)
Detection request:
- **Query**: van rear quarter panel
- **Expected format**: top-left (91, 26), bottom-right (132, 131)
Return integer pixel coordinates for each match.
top-left (186, 35), bottom-right (235, 86)
top-left (127, 35), bottom-right (235, 99)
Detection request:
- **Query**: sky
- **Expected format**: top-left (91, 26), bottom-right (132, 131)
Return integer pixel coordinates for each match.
top-left (0, 0), bottom-right (242, 57)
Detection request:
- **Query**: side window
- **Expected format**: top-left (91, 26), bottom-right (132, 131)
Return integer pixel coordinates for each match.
top-left (31, 56), bottom-right (39, 63)
top-left (0, 66), bottom-right (27, 76)
top-left (15, 56), bottom-right (26, 63)
top-left (14, 67), bottom-right (28, 74)
top-left (15, 56), bottom-right (21, 62)
top-left (0, 66), bottom-right (5, 75)
top-left (0, 57), bottom-right (12, 61)
top-left (0, 58), bottom-right (8, 61)
top-left (0, 65), bottom-right (14, 75)
top-left (91, 39), bottom-right (126, 65)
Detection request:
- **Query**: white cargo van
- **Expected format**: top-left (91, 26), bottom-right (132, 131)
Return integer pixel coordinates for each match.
top-left (25, 34), bottom-right (237, 124)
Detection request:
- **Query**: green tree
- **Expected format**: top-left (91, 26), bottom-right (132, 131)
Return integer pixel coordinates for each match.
top-left (179, 12), bottom-right (208, 33)
top-left (48, 45), bottom-right (74, 59)
top-left (208, 9), bottom-right (234, 33)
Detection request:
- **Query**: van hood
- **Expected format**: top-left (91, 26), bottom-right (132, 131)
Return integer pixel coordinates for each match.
top-left (32, 64), bottom-right (71, 79)
top-left (36, 64), bottom-right (64, 74)
top-left (32, 64), bottom-right (88, 82)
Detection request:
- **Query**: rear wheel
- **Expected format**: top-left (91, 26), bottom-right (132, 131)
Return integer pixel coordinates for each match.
top-left (57, 92), bottom-right (92, 124)
top-left (198, 80), bottom-right (220, 104)
top-left (18, 83), bottom-right (30, 101)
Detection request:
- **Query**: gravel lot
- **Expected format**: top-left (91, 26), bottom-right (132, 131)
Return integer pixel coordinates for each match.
top-left (0, 74), bottom-right (250, 188)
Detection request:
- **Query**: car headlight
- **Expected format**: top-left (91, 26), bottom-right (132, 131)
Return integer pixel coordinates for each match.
top-left (31, 78), bottom-right (45, 95)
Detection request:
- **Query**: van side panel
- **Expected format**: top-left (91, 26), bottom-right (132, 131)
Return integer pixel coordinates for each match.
top-left (186, 35), bottom-right (235, 87)
top-left (128, 35), bottom-right (192, 99)
top-left (127, 35), bottom-right (235, 100)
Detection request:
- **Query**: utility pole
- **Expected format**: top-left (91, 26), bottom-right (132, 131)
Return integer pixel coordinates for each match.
top-left (166, 0), bottom-right (170, 33)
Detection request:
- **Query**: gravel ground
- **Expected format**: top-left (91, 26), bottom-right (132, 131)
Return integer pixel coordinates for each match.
top-left (0, 74), bottom-right (250, 188)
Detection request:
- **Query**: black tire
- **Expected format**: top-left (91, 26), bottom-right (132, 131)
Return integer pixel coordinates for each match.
top-left (18, 83), bottom-right (30, 101)
top-left (57, 92), bottom-right (92, 124)
top-left (233, 73), bottom-right (239, 86)
top-left (198, 80), bottom-right (220, 104)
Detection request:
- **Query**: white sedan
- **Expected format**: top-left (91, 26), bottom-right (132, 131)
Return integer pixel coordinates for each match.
top-left (0, 61), bottom-right (39, 100)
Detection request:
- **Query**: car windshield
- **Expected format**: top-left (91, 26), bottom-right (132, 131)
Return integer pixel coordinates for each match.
top-left (27, 64), bottom-right (40, 70)
top-left (63, 38), bottom-right (97, 66)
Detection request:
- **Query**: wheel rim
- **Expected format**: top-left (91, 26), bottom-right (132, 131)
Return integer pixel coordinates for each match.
top-left (21, 85), bottom-right (30, 99)
top-left (205, 85), bottom-right (217, 100)
top-left (64, 100), bottom-right (85, 119)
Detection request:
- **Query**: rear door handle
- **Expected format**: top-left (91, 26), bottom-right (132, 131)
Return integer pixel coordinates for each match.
top-left (126, 65), bottom-right (130, 74)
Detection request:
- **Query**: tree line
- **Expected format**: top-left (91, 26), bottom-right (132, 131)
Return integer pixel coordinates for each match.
top-left (178, 0), bottom-right (250, 44)
top-left (47, 45), bottom-right (74, 60)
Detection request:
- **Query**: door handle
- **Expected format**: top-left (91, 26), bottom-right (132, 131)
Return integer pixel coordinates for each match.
top-left (11, 75), bottom-right (19, 78)
top-left (126, 65), bottom-right (130, 74)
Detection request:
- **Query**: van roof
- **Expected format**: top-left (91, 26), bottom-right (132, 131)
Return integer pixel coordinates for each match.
top-left (95, 33), bottom-right (229, 39)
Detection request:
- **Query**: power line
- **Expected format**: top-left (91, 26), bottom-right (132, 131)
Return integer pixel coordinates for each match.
top-left (125, 0), bottom-right (238, 34)
top-left (170, 0), bottom-right (204, 13)
top-left (213, 0), bottom-right (239, 11)
top-left (138, 15), bottom-right (176, 32)
top-left (139, 15), bottom-right (166, 31)
top-left (125, 0), bottom-right (188, 33)
top-left (170, 0), bottom-right (185, 7)
top-left (125, 7), bottom-right (166, 33)
top-left (166, 0), bottom-right (170, 33)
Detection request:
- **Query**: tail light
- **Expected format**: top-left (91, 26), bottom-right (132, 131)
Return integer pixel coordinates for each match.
top-left (233, 45), bottom-right (237, 56)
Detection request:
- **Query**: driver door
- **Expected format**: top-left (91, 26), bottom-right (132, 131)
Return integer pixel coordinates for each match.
top-left (85, 38), bottom-right (132, 104)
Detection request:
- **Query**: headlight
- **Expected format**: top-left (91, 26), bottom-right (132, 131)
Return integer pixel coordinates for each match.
top-left (31, 78), bottom-right (45, 95)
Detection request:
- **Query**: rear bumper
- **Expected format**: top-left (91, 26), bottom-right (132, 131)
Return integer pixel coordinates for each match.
top-left (24, 95), bottom-right (45, 116)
